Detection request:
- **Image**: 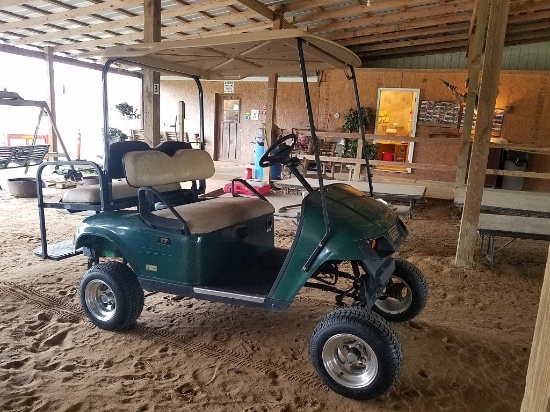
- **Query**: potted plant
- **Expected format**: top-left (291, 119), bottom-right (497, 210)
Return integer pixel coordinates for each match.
top-left (341, 107), bottom-right (376, 159)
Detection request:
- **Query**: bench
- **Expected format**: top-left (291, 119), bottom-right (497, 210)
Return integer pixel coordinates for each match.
top-left (123, 149), bottom-right (274, 235)
top-left (478, 213), bottom-right (550, 264)
top-left (0, 144), bottom-right (50, 169)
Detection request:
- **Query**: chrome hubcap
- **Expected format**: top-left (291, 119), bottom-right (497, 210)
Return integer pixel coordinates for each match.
top-left (85, 279), bottom-right (116, 321)
top-left (375, 276), bottom-right (412, 314)
top-left (322, 333), bottom-right (378, 388)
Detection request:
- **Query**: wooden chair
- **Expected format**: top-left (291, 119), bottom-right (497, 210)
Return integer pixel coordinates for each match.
top-left (130, 129), bottom-right (145, 142)
top-left (131, 129), bottom-right (169, 143)
top-left (163, 131), bottom-right (178, 141)
top-left (304, 140), bottom-right (337, 179)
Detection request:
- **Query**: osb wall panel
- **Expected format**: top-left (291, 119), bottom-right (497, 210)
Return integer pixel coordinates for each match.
top-left (320, 69), bottom-right (550, 189)
top-left (162, 70), bottom-right (549, 190)
top-left (161, 80), bottom-right (319, 162)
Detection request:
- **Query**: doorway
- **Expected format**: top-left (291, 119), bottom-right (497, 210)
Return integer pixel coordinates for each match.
top-left (216, 94), bottom-right (241, 161)
top-left (374, 88), bottom-right (420, 173)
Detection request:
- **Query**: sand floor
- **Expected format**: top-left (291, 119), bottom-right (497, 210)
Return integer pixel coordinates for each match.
top-left (0, 183), bottom-right (548, 412)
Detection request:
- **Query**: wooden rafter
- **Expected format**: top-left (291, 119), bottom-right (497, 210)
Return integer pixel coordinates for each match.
top-left (54, 9), bottom-right (261, 53)
top-left (8, 0), bottom-right (237, 46)
top-left (0, 0), bottom-right (548, 63)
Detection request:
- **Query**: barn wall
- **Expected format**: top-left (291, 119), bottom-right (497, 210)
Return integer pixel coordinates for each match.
top-left (161, 69), bottom-right (550, 191)
top-left (161, 79), bottom-right (319, 162)
top-left (320, 69), bottom-right (550, 190)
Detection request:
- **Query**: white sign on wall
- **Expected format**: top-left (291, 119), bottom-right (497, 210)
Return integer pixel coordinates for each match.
top-left (251, 109), bottom-right (259, 121)
top-left (224, 81), bottom-right (234, 93)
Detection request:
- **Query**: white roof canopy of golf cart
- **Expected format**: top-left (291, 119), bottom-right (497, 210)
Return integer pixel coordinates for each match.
top-left (98, 29), bottom-right (361, 80)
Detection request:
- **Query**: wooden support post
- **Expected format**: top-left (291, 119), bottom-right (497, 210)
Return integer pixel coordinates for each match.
top-left (44, 46), bottom-right (57, 153)
top-left (263, 14), bottom-right (283, 184)
top-left (143, 0), bottom-right (161, 147)
top-left (521, 245), bottom-right (550, 411)
top-left (353, 138), bottom-right (364, 182)
top-left (178, 101), bottom-right (185, 141)
top-left (455, 0), bottom-right (490, 189)
top-left (455, 0), bottom-right (510, 268)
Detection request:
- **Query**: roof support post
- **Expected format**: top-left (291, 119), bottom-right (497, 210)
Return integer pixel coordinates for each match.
top-left (263, 14), bottom-right (283, 184)
top-left (455, 0), bottom-right (490, 189)
top-left (521, 245), bottom-right (550, 411)
top-left (455, 0), bottom-right (510, 268)
top-left (143, 0), bottom-right (161, 147)
top-left (44, 46), bottom-right (57, 154)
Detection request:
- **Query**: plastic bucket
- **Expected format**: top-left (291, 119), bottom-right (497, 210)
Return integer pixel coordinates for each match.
top-left (382, 152), bottom-right (394, 161)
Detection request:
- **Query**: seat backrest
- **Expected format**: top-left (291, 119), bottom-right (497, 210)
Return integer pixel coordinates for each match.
top-left (124, 149), bottom-right (214, 188)
top-left (109, 140), bottom-right (150, 179)
top-left (155, 140), bottom-right (192, 156)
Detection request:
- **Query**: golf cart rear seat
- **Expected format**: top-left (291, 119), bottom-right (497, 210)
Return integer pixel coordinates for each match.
top-left (61, 140), bottom-right (191, 205)
top-left (124, 149), bottom-right (274, 235)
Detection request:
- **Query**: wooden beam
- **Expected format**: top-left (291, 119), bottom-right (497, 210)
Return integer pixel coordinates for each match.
top-left (237, 0), bottom-right (293, 28)
top-left (292, 3), bottom-right (374, 24)
top-left (485, 169), bottom-right (550, 180)
top-left (350, 32), bottom-right (467, 53)
top-left (263, 14), bottom-right (283, 184)
top-left (0, 0), bottom-right (144, 33)
top-left (43, 46), bottom-right (57, 153)
top-left (339, 23), bottom-right (470, 47)
top-left (455, 0), bottom-right (510, 268)
top-left (54, 10), bottom-right (259, 52)
top-left (143, 0), bottom-right (161, 148)
top-left (0, 44), bottom-right (138, 77)
top-left (9, 0), bottom-right (237, 47)
top-left (308, 0), bottom-right (473, 34)
top-left (521, 246), bottom-right (550, 412)
top-left (455, 0), bottom-right (490, 189)
top-left (326, 12), bottom-right (472, 41)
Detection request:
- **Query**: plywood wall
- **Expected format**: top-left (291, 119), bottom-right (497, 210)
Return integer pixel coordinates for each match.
top-left (161, 69), bottom-right (550, 190)
top-left (161, 79), bottom-right (319, 163)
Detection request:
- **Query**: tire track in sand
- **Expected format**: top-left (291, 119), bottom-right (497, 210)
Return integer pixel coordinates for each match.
top-left (0, 281), bottom-right (325, 390)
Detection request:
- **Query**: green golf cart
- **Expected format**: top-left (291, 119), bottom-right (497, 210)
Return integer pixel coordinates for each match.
top-left (38, 30), bottom-right (428, 400)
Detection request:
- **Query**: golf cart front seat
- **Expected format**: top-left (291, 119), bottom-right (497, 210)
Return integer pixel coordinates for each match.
top-left (123, 149), bottom-right (275, 235)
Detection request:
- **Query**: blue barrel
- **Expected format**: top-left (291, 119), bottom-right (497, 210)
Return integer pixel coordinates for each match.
top-left (254, 141), bottom-right (264, 179)
top-left (270, 163), bottom-right (281, 180)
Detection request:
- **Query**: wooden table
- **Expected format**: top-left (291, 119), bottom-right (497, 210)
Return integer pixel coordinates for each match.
top-left (478, 213), bottom-right (550, 264)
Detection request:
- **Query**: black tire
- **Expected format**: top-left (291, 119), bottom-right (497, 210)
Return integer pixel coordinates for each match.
top-left (373, 258), bottom-right (428, 322)
top-left (310, 307), bottom-right (402, 400)
top-left (80, 261), bottom-right (144, 331)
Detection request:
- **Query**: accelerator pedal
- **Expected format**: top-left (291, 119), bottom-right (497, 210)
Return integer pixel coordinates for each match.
top-left (33, 240), bottom-right (82, 260)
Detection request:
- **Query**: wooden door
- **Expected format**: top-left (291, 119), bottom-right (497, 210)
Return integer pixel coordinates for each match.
top-left (216, 95), bottom-right (241, 161)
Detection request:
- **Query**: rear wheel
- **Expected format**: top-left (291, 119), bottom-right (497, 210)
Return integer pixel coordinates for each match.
top-left (310, 307), bottom-right (402, 400)
top-left (373, 259), bottom-right (428, 322)
top-left (80, 261), bottom-right (144, 331)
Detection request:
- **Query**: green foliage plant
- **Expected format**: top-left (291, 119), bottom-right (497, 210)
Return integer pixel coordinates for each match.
top-left (341, 107), bottom-right (376, 159)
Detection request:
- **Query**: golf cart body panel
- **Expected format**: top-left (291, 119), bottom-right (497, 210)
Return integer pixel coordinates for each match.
top-left (269, 184), bottom-right (406, 303)
top-left (76, 209), bottom-right (275, 287)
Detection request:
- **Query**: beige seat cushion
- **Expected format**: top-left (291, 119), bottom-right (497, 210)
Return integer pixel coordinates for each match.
top-left (153, 196), bottom-right (275, 234)
top-left (62, 180), bottom-right (181, 204)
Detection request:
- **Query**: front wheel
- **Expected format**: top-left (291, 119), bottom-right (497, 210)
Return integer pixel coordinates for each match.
top-left (310, 307), bottom-right (402, 400)
top-left (80, 261), bottom-right (144, 331)
top-left (373, 258), bottom-right (428, 322)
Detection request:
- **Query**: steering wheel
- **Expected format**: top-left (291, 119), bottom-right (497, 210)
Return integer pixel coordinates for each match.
top-left (259, 133), bottom-right (297, 168)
